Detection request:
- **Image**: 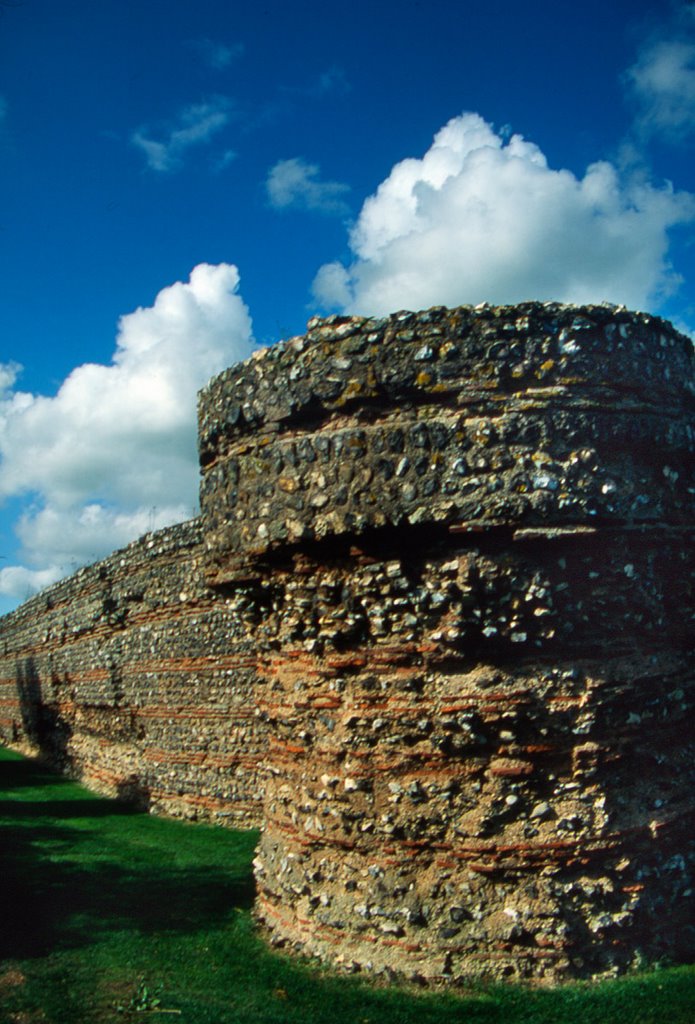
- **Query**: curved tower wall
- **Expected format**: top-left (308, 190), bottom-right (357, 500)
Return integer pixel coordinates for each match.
top-left (199, 302), bottom-right (695, 982)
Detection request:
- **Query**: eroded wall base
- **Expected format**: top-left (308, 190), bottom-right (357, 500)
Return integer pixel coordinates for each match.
top-left (249, 539), bottom-right (694, 983)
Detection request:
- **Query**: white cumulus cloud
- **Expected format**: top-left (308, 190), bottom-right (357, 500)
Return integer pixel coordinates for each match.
top-left (267, 157), bottom-right (350, 215)
top-left (132, 98), bottom-right (232, 172)
top-left (312, 113), bottom-right (695, 317)
top-left (0, 263), bottom-right (254, 601)
top-left (0, 565), bottom-right (64, 603)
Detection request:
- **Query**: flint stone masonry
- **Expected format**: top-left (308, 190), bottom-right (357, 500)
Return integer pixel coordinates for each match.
top-left (1, 301), bottom-right (693, 985)
top-left (0, 519), bottom-right (265, 827)
top-left (199, 302), bottom-right (693, 582)
top-left (198, 302), bottom-right (694, 983)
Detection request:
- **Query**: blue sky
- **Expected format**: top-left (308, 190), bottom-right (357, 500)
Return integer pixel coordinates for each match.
top-left (0, 0), bottom-right (694, 612)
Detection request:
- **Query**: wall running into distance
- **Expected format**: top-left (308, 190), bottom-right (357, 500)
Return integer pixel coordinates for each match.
top-left (0, 519), bottom-right (265, 827)
top-left (1, 301), bottom-right (693, 985)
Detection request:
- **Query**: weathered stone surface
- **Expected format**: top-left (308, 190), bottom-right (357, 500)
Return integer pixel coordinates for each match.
top-left (198, 301), bottom-right (694, 983)
top-left (199, 303), bottom-right (693, 583)
top-left (251, 545), bottom-right (693, 982)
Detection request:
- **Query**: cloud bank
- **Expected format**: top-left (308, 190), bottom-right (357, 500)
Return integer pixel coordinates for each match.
top-left (312, 113), bottom-right (695, 317)
top-left (0, 264), bottom-right (254, 600)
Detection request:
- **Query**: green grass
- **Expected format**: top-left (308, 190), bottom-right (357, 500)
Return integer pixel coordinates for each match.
top-left (0, 745), bottom-right (693, 1024)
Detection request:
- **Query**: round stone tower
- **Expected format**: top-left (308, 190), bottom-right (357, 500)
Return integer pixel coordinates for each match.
top-left (198, 302), bottom-right (694, 983)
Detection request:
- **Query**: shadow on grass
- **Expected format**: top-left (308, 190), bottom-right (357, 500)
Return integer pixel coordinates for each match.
top-left (0, 798), bottom-right (142, 819)
top-left (0, 754), bottom-right (72, 791)
top-left (0, 751), bottom-right (256, 962)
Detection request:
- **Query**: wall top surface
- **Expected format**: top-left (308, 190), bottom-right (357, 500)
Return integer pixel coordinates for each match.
top-left (199, 302), bottom-right (694, 452)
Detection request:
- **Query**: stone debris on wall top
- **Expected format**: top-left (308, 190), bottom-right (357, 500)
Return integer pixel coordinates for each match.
top-left (200, 303), bottom-right (693, 445)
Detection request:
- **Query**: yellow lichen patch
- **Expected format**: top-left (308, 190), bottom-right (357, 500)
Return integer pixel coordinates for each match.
top-left (365, 366), bottom-right (379, 393)
top-left (343, 380), bottom-right (363, 400)
top-left (348, 434), bottom-right (367, 450)
top-left (278, 476), bottom-right (299, 493)
top-left (535, 359), bottom-right (555, 379)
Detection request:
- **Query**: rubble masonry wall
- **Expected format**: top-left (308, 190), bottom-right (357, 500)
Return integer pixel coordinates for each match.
top-left (199, 302), bottom-right (694, 982)
top-left (0, 301), bottom-right (692, 984)
top-left (0, 519), bottom-right (265, 827)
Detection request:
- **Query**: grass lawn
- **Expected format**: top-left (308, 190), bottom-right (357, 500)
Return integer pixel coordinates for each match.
top-left (0, 745), bottom-right (693, 1024)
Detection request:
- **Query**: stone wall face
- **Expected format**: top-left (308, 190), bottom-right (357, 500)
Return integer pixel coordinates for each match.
top-left (199, 302), bottom-right (695, 982)
top-left (0, 519), bottom-right (265, 828)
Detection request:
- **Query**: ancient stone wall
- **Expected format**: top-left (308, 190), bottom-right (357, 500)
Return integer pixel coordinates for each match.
top-left (199, 302), bottom-right (694, 982)
top-left (1, 300), bottom-right (693, 984)
top-left (0, 519), bottom-right (265, 827)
